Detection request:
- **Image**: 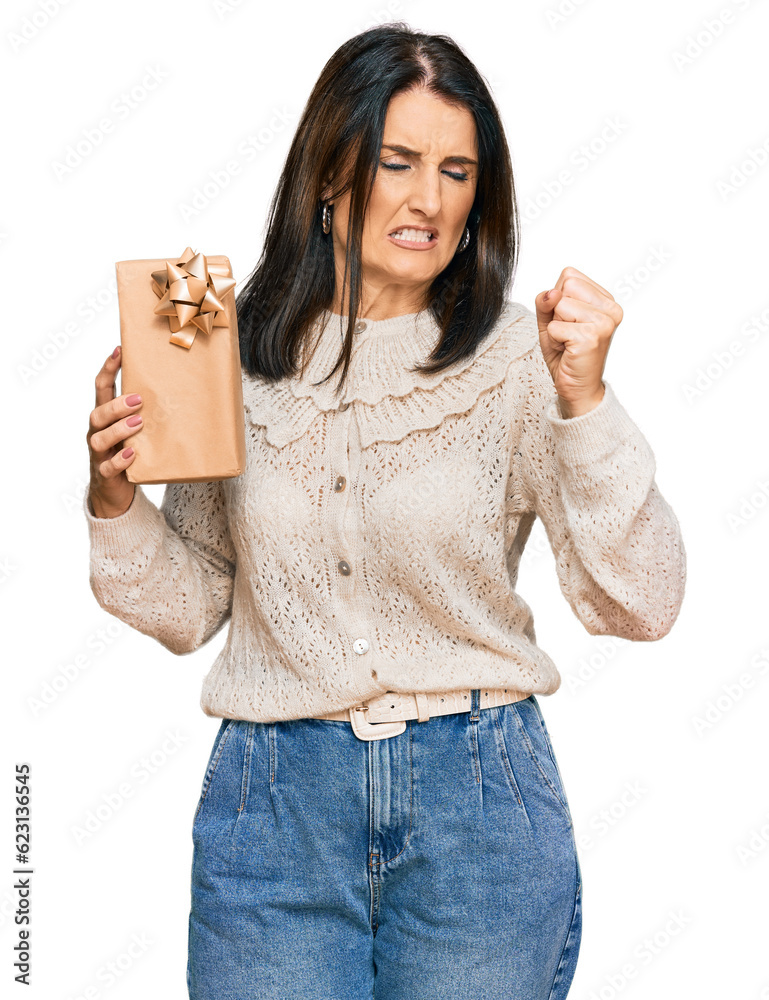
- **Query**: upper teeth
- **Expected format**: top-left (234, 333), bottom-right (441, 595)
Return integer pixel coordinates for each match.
top-left (391, 229), bottom-right (433, 242)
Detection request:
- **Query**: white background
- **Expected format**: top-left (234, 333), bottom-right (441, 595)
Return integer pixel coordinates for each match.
top-left (4, 0), bottom-right (768, 996)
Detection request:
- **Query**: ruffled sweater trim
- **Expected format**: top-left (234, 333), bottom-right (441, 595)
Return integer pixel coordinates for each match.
top-left (242, 300), bottom-right (535, 448)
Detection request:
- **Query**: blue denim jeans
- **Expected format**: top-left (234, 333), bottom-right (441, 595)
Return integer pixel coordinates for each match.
top-left (186, 692), bottom-right (582, 999)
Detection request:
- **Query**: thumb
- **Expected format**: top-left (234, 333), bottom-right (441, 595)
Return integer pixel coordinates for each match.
top-left (534, 287), bottom-right (562, 336)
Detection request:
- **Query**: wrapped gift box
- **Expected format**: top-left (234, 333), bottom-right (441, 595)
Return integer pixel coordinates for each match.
top-left (116, 246), bottom-right (246, 484)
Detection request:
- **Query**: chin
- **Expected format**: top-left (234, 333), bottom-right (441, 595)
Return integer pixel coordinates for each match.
top-left (378, 257), bottom-right (444, 280)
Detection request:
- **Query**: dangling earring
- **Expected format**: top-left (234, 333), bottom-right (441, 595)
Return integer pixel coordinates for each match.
top-left (322, 202), bottom-right (332, 234)
top-left (457, 225), bottom-right (470, 253)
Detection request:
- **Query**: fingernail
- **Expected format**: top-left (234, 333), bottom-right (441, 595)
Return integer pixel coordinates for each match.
top-left (543, 290), bottom-right (550, 302)
top-left (126, 415), bottom-right (142, 427)
top-left (111, 346), bottom-right (120, 359)
top-left (125, 393), bottom-right (142, 406)
top-left (122, 447), bottom-right (134, 459)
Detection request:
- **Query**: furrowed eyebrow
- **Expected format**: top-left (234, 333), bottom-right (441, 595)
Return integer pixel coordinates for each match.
top-left (381, 143), bottom-right (478, 166)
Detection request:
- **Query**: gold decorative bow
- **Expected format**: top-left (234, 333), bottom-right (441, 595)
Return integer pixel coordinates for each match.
top-left (151, 246), bottom-right (236, 349)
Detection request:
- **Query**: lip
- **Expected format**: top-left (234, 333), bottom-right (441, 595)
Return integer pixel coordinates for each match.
top-left (387, 225), bottom-right (439, 251)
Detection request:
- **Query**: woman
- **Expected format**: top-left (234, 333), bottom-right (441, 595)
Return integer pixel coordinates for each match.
top-left (84, 23), bottom-right (686, 1000)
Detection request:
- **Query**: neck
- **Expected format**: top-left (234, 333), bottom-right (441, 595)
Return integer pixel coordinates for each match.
top-left (329, 282), bottom-right (429, 322)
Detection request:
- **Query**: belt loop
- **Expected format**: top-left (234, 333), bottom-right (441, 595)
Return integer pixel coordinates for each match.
top-left (414, 693), bottom-right (431, 722)
top-left (470, 688), bottom-right (480, 722)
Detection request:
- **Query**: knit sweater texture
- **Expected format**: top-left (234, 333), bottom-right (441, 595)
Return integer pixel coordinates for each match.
top-left (84, 300), bottom-right (687, 722)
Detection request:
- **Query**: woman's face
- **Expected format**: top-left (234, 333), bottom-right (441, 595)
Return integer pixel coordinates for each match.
top-left (327, 87), bottom-right (479, 315)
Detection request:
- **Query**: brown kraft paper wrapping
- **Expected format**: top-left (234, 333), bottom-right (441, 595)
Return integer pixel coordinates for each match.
top-left (115, 249), bottom-right (246, 485)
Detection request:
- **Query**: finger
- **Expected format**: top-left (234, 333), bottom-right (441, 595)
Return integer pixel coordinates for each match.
top-left (88, 394), bottom-right (141, 442)
top-left (88, 410), bottom-right (143, 457)
top-left (95, 346), bottom-right (122, 410)
top-left (560, 276), bottom-right (612, 309)
top-left (90, 381), bottom-right (142, 439)
top-left (543, 319), bottom-right (600, 346)
top-left (536, 287), bottom-right (564, 314)
top-left (553, 295), bottom-right (616, 326)
top-left (97, 446), bottom-right (136, 481)
top-left (558, 268), bottom-right (613, 300)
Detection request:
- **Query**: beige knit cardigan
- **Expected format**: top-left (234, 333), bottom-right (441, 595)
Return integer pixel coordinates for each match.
top-left (84, 301), bottom-right (687, 722)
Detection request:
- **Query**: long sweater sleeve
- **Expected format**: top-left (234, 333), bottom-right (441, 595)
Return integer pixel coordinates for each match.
top-left (517, 347), bottom-right (686, 640)
top-left (83, 480), bottom-right (237, 655)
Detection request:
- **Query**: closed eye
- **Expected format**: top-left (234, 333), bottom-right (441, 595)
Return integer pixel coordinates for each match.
top-left (380, 162), bottom-right (469, 182)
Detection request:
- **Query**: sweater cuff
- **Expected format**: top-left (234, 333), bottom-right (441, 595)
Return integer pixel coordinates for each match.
top-left (83, 483), bottom-right (165, 558)
top-left (544, 381), bottom-right (648, 466)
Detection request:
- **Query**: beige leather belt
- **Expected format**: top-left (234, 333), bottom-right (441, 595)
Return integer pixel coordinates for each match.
top-left (312, 687), bottom-right (530, 741)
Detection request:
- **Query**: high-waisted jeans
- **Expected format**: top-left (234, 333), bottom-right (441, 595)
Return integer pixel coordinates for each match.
top-left (186, 691), bottom-right (583, 999)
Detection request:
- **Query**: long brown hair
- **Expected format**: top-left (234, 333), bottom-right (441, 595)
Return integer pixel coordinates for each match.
top-left (236, 22), bottom-right (520, 397)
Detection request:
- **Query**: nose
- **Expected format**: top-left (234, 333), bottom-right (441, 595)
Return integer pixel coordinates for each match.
top-left (405, 165), bottom-right (442, 219)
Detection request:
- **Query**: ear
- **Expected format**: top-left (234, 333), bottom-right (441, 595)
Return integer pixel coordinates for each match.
top-left (320, 179), bottom-right (333, 204)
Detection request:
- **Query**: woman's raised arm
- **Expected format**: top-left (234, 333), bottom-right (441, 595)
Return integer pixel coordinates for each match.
top-left (514, 343), bottom-right (686, 641)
